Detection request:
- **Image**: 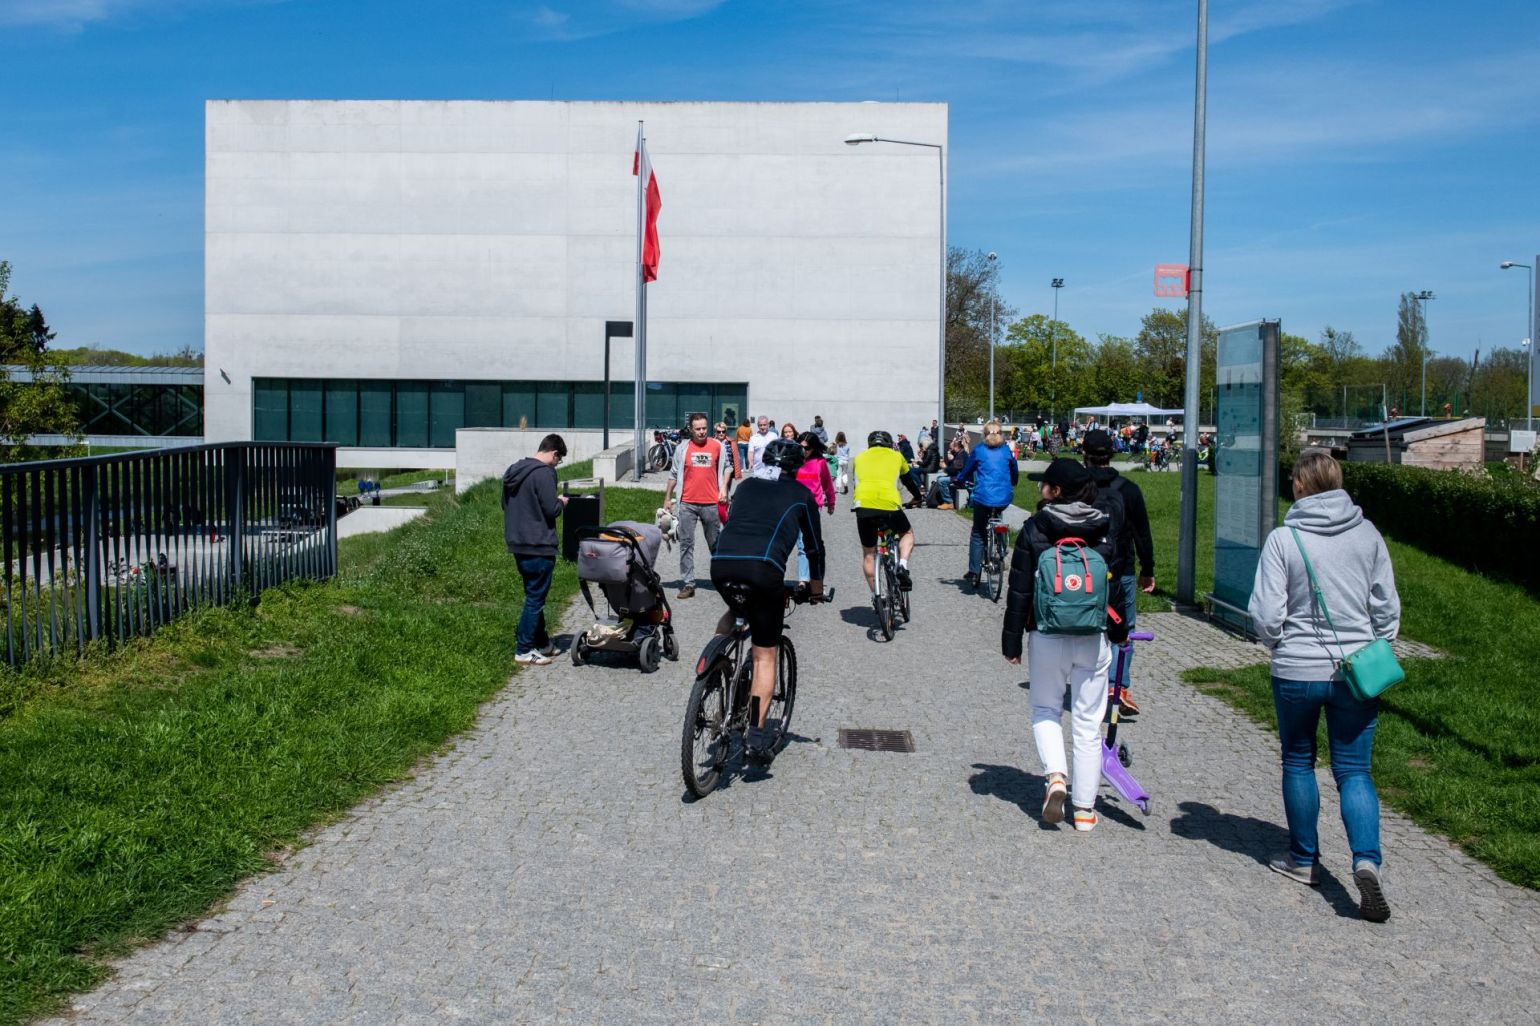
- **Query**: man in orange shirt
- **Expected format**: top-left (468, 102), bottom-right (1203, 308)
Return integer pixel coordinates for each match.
top-left (664, 412), bottom-right (733, 599)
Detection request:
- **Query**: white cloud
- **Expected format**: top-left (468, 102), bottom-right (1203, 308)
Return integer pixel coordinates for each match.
top-left (518, 0), bottom-right (726, 42)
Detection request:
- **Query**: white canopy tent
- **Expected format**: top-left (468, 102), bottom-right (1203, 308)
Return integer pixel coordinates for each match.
top-left (1072, 402), bottom-right (1186, 419)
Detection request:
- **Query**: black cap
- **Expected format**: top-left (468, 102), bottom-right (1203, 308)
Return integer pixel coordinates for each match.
top-left (1083, 428), bottom-right (1114, 458)
top-left (1028, 457), bottom-right (1093, 492)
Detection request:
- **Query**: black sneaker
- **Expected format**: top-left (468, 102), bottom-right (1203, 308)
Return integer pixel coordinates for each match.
top-left (744, 725), bottom-right (775, 765)
top-left (963, 571), bottom-right (978, 589)
top-left (898, 566), bottom-right (913, 591)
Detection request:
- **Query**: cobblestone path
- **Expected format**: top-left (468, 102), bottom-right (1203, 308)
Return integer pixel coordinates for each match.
top-left (50, 507), bottom-right (1540, 1025)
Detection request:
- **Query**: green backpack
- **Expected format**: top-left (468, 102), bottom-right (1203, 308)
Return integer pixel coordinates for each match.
top-left (1033, 537), bottom-right (1110, 636)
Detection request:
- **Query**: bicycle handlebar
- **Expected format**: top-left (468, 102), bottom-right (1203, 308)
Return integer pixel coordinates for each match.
top-left (784, 582), bottom-right (835, 606)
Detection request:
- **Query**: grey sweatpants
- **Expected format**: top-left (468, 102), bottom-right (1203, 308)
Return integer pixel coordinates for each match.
top-left (676, 501), bottom-right (721, 587)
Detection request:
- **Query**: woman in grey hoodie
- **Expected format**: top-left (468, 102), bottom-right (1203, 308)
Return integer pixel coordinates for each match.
top-left (1248, 450), bottom-right (1401, 922)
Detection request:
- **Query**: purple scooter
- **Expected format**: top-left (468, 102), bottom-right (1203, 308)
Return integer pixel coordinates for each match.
top-left (1101, 631), bottom-right (1153, 815)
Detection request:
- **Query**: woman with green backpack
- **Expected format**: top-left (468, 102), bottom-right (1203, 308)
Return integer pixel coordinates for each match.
top-left (1248, 449), bottom-right (1402, 923)
top-left (1002, 458), bottom-right (1130, 832)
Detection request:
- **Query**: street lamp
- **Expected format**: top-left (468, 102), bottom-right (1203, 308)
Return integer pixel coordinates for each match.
top-left (1414, 289), bottom-right (1435, 416)
top-left (1051, 278), bottom-right (1064, 422)
top-left (987, 252), bottom-right (997, 422)
top-left (845, 133), bottom-right (946, 430)
top-left (1502, 261), bottom-right (1535, 430)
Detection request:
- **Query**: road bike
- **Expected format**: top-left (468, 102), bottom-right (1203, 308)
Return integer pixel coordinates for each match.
top-left (872, 524), bottom-right (910, 641)
top-left (681, 583), bottom-right (832, 798)
top-left (977, 509), bottom-right (1009, 603)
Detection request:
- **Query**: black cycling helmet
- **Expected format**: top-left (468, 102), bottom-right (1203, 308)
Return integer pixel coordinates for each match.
top-left (867, 430), bottom-right (893, 448)
top-left (761, 437), bottom-right (806, 472)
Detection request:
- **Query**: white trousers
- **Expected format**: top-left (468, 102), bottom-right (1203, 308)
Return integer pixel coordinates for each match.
top-left (1028, 632), bottom-right (1112, 810)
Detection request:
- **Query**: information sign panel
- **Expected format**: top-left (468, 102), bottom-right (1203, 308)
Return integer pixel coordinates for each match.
top-left (1210, 320), bottom-right (1279, 630)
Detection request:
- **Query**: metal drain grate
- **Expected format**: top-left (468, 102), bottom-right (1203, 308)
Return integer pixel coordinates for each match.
top-left (837, 728), bottom-right (915, 753)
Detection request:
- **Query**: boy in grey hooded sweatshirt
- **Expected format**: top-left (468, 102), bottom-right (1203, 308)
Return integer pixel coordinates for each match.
top-left (1247, 451), bottom-right (1400, 923)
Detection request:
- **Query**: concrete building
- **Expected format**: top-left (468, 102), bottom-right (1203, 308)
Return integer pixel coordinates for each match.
top-left (203, 100), bottom-right (947, 469)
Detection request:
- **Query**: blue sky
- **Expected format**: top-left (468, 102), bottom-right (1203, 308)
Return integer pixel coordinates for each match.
top-left (4, 0), bottom-right (1538, 361)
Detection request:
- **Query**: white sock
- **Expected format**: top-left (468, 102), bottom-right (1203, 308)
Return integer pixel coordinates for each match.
top-left (899, 559), bottom-right (909, 570)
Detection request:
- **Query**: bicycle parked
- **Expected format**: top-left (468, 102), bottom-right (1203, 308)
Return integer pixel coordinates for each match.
top-left (681, 583), bottom-right (833, 798)
top-left (977, 512), bottom-right (1009, 603)
top-left (647, 428), bottom-right (681, 473)
top-left (872, 524), bottom-right (911, 640)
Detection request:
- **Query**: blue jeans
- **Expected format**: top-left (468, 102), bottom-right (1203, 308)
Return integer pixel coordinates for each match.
top-left (968, 504), bottom-right (1006, 576)
top-left (1117, 574), bottom-right (1138, 684)
top-left (514, 555), bottom-right (556, 655)
top-left (1272, 677), bottom-right (1382, 867)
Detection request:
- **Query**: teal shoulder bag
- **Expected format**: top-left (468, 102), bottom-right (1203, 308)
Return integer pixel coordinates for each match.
top-left (1289, 527), bottom-right (1405, 701)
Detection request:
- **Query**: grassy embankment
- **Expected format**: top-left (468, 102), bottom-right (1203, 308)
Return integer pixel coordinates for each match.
top-left (1016, 468), bottom-right (1539, 889)
top-left (0, 460), bottom-right (646, 1025)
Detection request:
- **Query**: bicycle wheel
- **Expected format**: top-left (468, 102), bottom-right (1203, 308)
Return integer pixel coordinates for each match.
top-left (681, 661), bottom-right (731, 798)
top-left (988, 533), bottom-right (1006, 603)
top-left (874, 561), bottom-right (895, 641)
top-left (765, 637), bottom-right (798, 752)
top-left (884, 560), bottom-right (906, 629)
top-left (649, 444), bottom-right (670, 472)
top-left (897, 564), bottom-right (912, 622)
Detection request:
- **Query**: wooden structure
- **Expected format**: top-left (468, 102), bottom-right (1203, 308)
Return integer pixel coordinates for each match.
top-left (1346, 416), bottom-right (1486, 470)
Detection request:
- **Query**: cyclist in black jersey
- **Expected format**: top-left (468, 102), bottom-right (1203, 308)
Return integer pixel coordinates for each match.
top-left (711, 438), bottom-right (825, 760)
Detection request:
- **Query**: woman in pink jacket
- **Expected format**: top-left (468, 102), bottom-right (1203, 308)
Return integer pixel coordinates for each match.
top-left (794, 431), bottom-right (835, 583)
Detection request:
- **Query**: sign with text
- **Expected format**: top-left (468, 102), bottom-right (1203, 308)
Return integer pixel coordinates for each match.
top-left (1210, 320), bottom-right (1280, 630)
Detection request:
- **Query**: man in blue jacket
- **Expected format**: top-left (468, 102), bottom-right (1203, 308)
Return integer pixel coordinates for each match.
top-left (502, 434), bottom-right (569, 665)
top-left (953, 421), bottom-right (1020, 589)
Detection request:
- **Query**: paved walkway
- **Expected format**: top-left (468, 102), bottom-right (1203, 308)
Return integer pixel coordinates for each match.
top-left (50, 508), bottom-right (1540, 1025)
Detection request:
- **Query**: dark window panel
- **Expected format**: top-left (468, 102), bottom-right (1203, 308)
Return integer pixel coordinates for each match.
top-left (395, 382), bottom-right (428, 448)
top-left (253, 379), bottom-right (289, 441)
top-left (465, 383), bottom-right (501, 428)
top-left (430, 381), bottom-right (465, 448)
top-left (324, 380), bottom-right (359, 447)
top-left (359, 382), bottom-right (392, 447)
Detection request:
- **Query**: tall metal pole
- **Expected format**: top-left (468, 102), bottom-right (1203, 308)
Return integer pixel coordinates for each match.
top-left (988, 252), bottom-right (997, 422)
top-left (1415, 289), bottom-right (1434, 417)
top-left (937, 147), bottom-right (947, 431)
top-left (634, 122), bottom-right (648, 482)
top-left (1510, 261), bottom-right (1537, 430)
top-left (1176, 0), bottom-right (1208, 606)
top-left (1051, 278), bottom-right (1063, 423)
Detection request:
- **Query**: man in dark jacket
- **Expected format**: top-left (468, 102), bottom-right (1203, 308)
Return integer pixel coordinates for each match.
top-left (1082, 428), bottom-right (1154, 712)
top-left (502, 434), bottom-right (569, 665)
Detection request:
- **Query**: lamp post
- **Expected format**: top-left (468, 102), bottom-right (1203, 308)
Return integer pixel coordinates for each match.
top-left (1051, 278), bottom-right (1064, 422)
top-left (845, 133), bottom-right (946, 430)
top-left (1415, 289), bottom-right (1435, 416)
top-left (987, 252), bottom-right (998, 422)
top-left (1176, 0), bottom-right (1210, 605)
top-left (1501, 261), bottom-right (1535, 430)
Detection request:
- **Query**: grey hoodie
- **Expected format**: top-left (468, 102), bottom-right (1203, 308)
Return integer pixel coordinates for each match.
top-left (1248, 489), bottom-right (1400, 682)
top-left (502, 458), bottom-right (563, 557)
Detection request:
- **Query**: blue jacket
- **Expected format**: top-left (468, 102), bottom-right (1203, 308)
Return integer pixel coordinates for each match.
top-left (956, 443), bottom-right (1019, 508)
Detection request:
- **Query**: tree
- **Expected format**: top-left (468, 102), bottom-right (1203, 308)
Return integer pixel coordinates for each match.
top-left (996, 314), bottom-right (1092, 417)
top-left (1471, 347), bottom-right (1529, 423)
top-left (945, 247), bottom-right (1015, 419)
top-left (1320, 325), bottom-right (1361, 368)
top-left (1133, 307), bottom-right (1218, 410)
top-left (0, 261), bottom-right (83, 459)
top-left (1386, 292), bottom-right (1430, 409)
top-left (1090, 334), bottom-right (1142, 409)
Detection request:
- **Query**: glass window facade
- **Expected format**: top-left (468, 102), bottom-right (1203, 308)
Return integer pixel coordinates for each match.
top-left (71, 382), bottom-right (205, 437)
top-left (252, 378), bottom-right (749, 448)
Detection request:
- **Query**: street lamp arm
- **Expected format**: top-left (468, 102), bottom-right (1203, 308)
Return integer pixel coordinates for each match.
top-left (846, 134), bottom-right (941, 151)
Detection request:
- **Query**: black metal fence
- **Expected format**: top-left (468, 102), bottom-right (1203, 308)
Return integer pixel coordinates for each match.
top-left (1, 442), bottom-right (338, 668)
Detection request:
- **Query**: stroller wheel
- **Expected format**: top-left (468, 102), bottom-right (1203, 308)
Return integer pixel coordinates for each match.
top-left (662, 630), bottom-right (679, 662)
top-left (571, 636), bottom-right (588, 666)
top-left (638, 634), bottom-right (662, 674)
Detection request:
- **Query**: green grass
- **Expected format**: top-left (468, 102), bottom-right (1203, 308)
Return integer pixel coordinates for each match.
top-left (0, 462), bottom-right (648, 1025)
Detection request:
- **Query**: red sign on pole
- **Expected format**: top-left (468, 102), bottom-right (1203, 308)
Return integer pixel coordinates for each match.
top-left (1154, 264), bottom-right (1189, 298)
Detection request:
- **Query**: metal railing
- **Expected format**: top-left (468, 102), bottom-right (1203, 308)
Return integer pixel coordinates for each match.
top-left (0, 442), bottom-right (337, 668)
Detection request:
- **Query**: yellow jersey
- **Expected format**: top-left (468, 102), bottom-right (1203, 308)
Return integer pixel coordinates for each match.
top-left (852, 447), bottom-right (910, 511)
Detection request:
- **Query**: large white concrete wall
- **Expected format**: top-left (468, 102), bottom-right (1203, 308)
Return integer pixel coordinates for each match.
top-left (204, 100), bottom-right (946, 464)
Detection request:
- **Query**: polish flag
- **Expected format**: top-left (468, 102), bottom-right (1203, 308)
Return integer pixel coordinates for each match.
top-left (633, 127), bottom-right (662, 283)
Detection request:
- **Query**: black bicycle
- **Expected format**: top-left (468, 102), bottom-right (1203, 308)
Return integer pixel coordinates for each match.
top-left (681, 583), bottom-right (832, 798)
top-left (872, 524), bottom-right (910, 641)
top-left (977, 509), bottom-right (1009, 603)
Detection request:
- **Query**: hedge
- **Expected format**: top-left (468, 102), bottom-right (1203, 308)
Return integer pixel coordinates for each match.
top-left (1296, 461), bottom-right (1540, 592)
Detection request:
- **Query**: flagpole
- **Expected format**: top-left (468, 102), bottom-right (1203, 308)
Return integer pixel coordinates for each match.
top-left (633, 120), bottom-right (647, 482)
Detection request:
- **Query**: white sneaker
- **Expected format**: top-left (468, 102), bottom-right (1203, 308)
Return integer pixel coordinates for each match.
top-left (514, 651), bottom-right (552, 666)
top-left (1042, 773), bottom-right (1068, 824)
top-left (536, 643), bottom-right (558, 657)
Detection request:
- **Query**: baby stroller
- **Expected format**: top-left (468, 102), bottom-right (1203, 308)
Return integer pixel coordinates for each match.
top-left (571, 520), bottom-right (679, 673)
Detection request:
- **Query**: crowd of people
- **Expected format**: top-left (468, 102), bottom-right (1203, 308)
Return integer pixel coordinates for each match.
top-left (500, 415), bottom-right (1401, 924)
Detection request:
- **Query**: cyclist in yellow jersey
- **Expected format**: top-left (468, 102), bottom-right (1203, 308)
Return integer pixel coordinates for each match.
top-left (851, 430), bottom-right (922, 594)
